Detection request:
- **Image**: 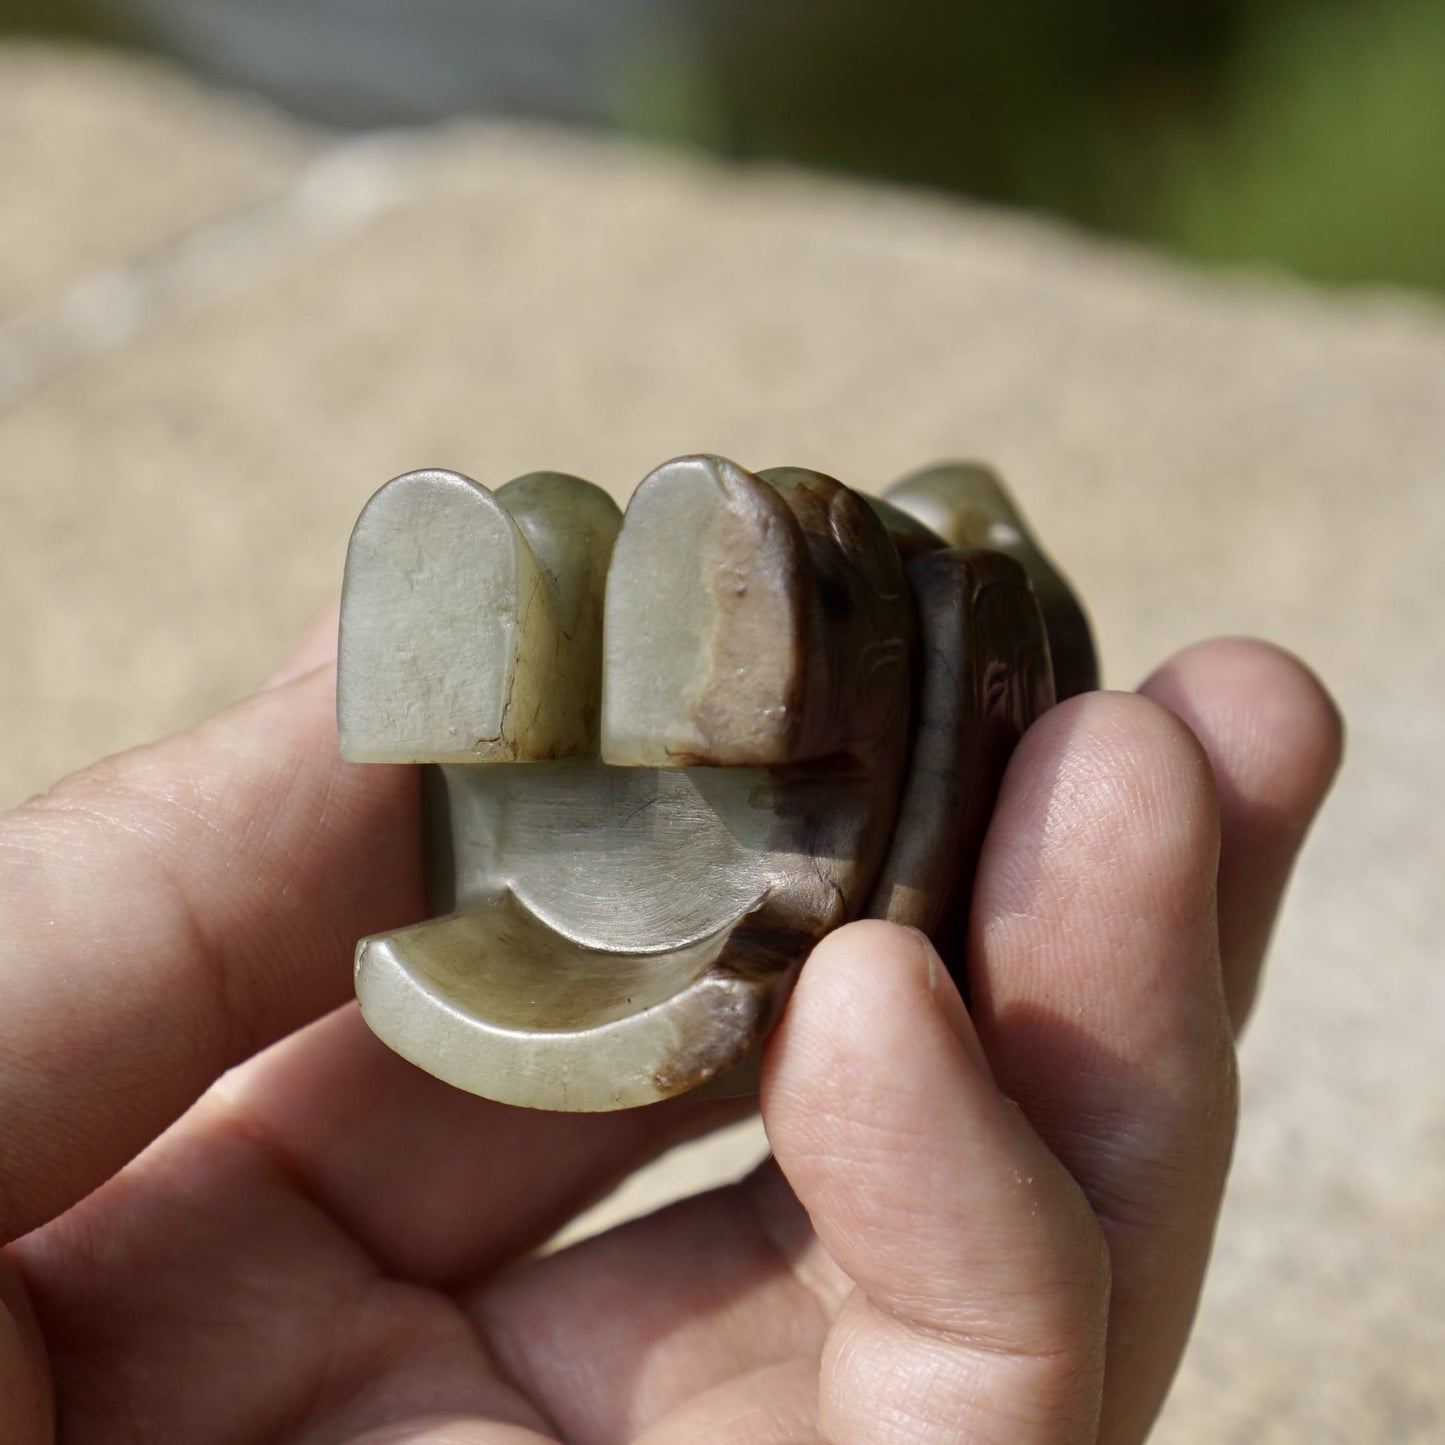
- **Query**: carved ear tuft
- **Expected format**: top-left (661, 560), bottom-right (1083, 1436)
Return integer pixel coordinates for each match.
top-left (600, 455), bottom-right (812, 766)
top-left (338, 468), bottom-right (618, 763)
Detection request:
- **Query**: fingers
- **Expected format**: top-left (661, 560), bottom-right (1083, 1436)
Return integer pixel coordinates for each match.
top-left (466, 1164), bottom-right (830, 1445)
top-left (265, 601), bottom-right (342, 688)
top-left (968, 691), bottom-right (1237, 1444)
top-left (469, 922), bottom-right (1109, 1444)
top-left (630, 1360), bottom-right (819, 1445)
top-left (764, 921), bottom-right (1111, 1445)
top-left (1139, 638), bottom-right (1344, 1032)
top-left (345, 1424), bottom-right (558, 1445)
top-left (0, 659), bottom-right (425, 1243)
top-left (204, 1004), bottom-right (754, 1285)
top-left (0, 1252), bottom-right (51, 1445)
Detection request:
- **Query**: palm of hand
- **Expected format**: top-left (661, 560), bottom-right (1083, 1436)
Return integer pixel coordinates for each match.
top-left (1, 638), bottom-right (1339, 1445)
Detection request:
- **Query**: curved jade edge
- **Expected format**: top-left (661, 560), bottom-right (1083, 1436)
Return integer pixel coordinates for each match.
top-left (863, 545), bottom-right (1055, 978)
top-left (355, 905), bottom-right (762, 1112)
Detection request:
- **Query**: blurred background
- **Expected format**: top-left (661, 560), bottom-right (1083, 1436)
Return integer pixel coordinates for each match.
top-left (5, 0), bottom-right (1445, 294)
top-left (2, 7), bottom-right (1443, 1442)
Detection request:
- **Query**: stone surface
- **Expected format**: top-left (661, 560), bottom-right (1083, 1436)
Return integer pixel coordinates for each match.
top-left (2, 41), bottom-right (1442, 1441)
top-left (0, 40), bottom-right (312, 321)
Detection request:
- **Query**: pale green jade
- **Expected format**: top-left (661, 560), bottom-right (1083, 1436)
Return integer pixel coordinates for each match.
top-left (600, 455), bottom-right (809, 769)
top-left (338, 469), bottom-right (620, 764)
top-left (338, 454), bottom-right (1093, 1111)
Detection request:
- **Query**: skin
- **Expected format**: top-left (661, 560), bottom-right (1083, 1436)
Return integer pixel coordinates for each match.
top-left (0, 617), bottom-right (1342, 1445)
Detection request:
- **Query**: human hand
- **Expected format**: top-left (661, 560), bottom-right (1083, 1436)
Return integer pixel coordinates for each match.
top-left (0, 625), bottom-right (1340, 1444)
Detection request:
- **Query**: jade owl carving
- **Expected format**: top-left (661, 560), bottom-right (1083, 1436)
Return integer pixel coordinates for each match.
top-left (337, 455), bottom-right (1094, 1111)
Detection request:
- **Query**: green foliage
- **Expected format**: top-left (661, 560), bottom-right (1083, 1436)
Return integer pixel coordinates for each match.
top-left (684, 0), bottom-right (1237, 217)
top-left (0, 0), bottom-right (118, 37)
top-left (627, 0), bottom-right (1445, 295)
top-left (608, 18), bottom-right (731, 151)
top-left (1148, 0), bottom-right (1445, 290)
top-left (5, 0), bottom-right (1442, 292)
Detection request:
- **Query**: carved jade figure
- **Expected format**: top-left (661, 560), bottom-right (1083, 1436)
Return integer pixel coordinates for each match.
top-left (337, 456), bottom-right (1094, 1111)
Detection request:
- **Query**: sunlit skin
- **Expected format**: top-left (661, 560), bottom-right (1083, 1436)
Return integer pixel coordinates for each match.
top-left (0, 618), bottom-right (1341, 1444)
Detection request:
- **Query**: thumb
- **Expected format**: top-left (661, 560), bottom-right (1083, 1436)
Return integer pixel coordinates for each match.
top-left (763, 920), bottom-right (1110, 1444)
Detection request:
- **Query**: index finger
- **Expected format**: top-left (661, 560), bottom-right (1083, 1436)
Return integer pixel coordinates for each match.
top-left (0, 659), bottom-right (424, 1243)
top-left (1139, 638), bottom-right (1344, 1031)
